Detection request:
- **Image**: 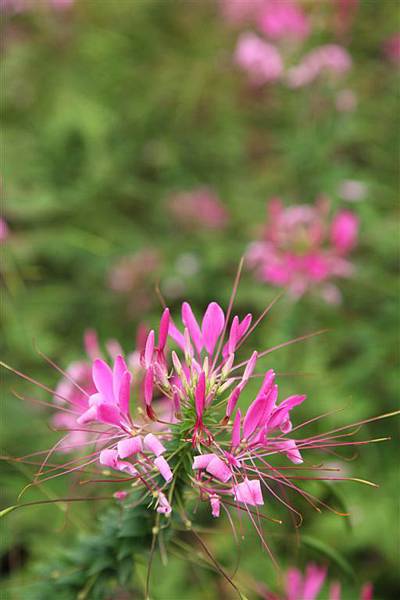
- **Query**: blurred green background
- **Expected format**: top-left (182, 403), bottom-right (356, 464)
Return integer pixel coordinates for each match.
top-left (1, 1), bottom-right (399, 598)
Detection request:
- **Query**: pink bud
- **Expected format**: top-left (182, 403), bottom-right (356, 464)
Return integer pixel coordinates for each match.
top-left (210, 494), bottom-right (221, 518)
top-left (195, 371), bottom-right (206, 418)
top-left (144, 330), bottom-right (155, 368)
top-left (144, 367), bottom-right (154, 408)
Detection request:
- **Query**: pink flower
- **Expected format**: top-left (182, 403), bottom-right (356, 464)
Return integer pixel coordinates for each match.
top-left (167, 188), bottom-right (228, 230)
top-left (247, 198), bottom-right (358, 301)
top-left (331, 210), bottom-right (358, 253)
top-left (234, 32), bottom-right (283, 85)
top-left (287, 44), bottom-right (352, 88)
top-left (383, 33), bottom-right (400, 65)
top-left (258, 0), bottom-right (310, 41)
top-left (262, 563), bottom-right (373, 600)
top-left (233, 478), bottom-right (264, 506)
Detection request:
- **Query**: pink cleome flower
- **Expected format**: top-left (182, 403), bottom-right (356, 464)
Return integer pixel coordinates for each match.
top-left (234, 32), bottom-right (284, 85)
top-left (383, 33), bottom-right (400, 65)
top-left (260, 562), bottom-right (373, 600)
top-left (247, 198), bottom-right (358, 301)
top-left (5, 287), bottom-right (395, 549)
top-left (287, 44), bottom-right (352, 88)
top-left (257, 0), bottom-right (310, 41)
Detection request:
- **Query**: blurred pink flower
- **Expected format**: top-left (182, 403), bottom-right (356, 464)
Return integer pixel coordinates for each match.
top-left (0, 218), bottom-right (9, 242)
top-left (258, 0), bottom-right (310, 41)
top-left (168, 187), bottom-right (228, 230)
top-left (234, 32), bottom-right (283, 85)
top-left (247, 198), bottom-right (358, 301)
top-left (260, 562), bottom-right (373, 600)
top-left (287, 44), bottom-right (352, 88)
top-left (330, 210), bottom-right (358, 253)
top-left (383, 33), bottom-right (400, 65)
top-left (1, 0), bottom-right (73, 12)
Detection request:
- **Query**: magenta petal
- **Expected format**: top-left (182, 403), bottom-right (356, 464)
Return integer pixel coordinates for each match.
top-left (268, 394), bottom-right (305, 431)
top-left (154, 456), bottom-right (173, 482)
top-left (92, 359), bottom-right (114, 402)
top-left (113, 355), bottom-right (128, 400)
top-left (360, 583), bottom-right (373, 600)
top-left (274, 439), bottom-right (303, 464)
top-left (99, 448), bottom-right (118, 469)
top-left (195, 371), bottom-right (206, 418)
top-left (237, 313), bottom-right (252, 340)
top-left (158, 308), bottom-right (170, 351)
top-left (243, 392), bottom-right (269, 439)
top-left (144, 330), bottom-right (155, 368)
top-left (286, 568), bottom-right (303, 600)
top-left (228, 316), bottom-right (239, 354)
top-left (168, 320), bottom-right (186, 350)
top-left (226, 384), bottom-right (243, 417)
top-left (242, 350), bottom-right (258, 382)
top-left (144, 433), bottom-right (166, 456)
top-left (302, 564), bottom-right (327, 600)
top-left (117, 436), bottom-right (142, 459)
top-left (233, 478), bottom-right (264, 506)
top-left (144, 367), bottom-right (154, 408)
top-left (201, 302), bottom-right (225, 355)
top-left (231, 409), bottom-right (242, 448)
top-left (96, 403), bottom-right (121, 427)
top-left (192, 453), bottom-right (215, 470)
top-left (182, 302), bottom-right (203, 354)
top-left (118, 370), bottom-right (132, 418)
top-left (206, 456), bottom-right (232, 482)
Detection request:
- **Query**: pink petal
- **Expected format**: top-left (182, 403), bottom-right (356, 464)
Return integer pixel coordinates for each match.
top-left (154, 456), bottom-right (173, 482)
top-left (144, 330), bottom-right (155, 368)
top-left (99, 448), bottom-right (118, 469)
top-left (268, 394), bottom-right (305, 431)
top-left (242, 350), bottom-right (258, 382)
top-left (144, 433), bottom-right (166, 456)
top-left (274, 439), bottom-right (303, 464)
top-left (228, 316), bottom-right (239, 354)
top-left (97, 403), bottom-right (122, 427)
top-left (144, 367), bottom-right (154, 407)
top-left (243, 382), bottom-right (277, 440)
top-left (168, 320), bottom-right (185, 350)
top-left (192, 453), bottom-right (215, 470)
top-left (182, 302), bottom-right (203, 354)
top-left (92, 359), bottom-right (114, 402)
top-left (226, 384), bottom-right (243, 417)
top-left (201, 302), bottom-right (225, 355)
top-left (113, 355), bottom-right (128, 400)
top-left (195, 371), bottom-right (206, 418)
top-left (237, 313), bottom-right (252, 340)
top-left (206, 455), bottom-right (232, 482)
top-left (118, 370), bottom-right (132, 418)
top-left (286, 568), bottom-right (303, 600)
top-left (233, 478), bottom-right (264, 506)
top-left (76, 405), bottom-right (97, 425)
top-left (231, 409), bottom-right (242, 448)
top-left (302, 563), bottom-right (327, 600)
top-left (158, 308), bottom-right (170, 351)
top-left (210, 495), bottom-right (221, 518)
top-left (117, 436), bottom-right (142, 459)
top-left (360, 583), bottom-right (373, 600)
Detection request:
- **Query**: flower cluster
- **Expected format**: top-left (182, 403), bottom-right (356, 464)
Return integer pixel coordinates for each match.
top-left (258, 562), bottom-right (373, 600)
top-left (224, 0), bottom-right (352, 90)
top-left (247, 198), bottom-right (358, 302)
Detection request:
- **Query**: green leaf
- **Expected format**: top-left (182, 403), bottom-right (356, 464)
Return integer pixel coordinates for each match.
top-left (301, 535), bottom-right (356, 581)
